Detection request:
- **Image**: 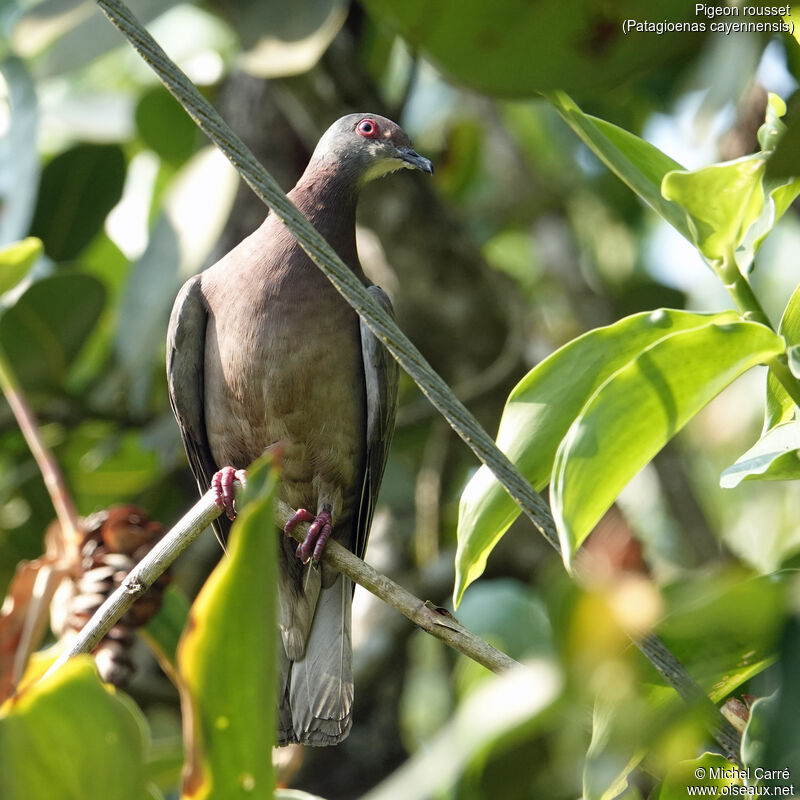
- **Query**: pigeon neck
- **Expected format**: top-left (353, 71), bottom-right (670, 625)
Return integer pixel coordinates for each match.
top-left (289, 163), bottom-right (361, 272)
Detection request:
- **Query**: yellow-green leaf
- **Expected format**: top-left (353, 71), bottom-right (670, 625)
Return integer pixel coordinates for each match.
top-left (177, 456), bottom-right (279, 800)
top-left (552, 320), bottom-right (785, 568)
top-left (0, 657), bottom-right (151, 800)
top-left (455, 309), bottom-right (738, 605)
top-left (0, 237), bottom-right (42, 296)
top-left (662, 156), bottom-right (766, 262)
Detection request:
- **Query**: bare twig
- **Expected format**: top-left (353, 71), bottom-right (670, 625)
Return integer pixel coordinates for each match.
top-left (43, 487), bottom-right (519, 681)
top-left (0, 347), bottom-right (82, 548)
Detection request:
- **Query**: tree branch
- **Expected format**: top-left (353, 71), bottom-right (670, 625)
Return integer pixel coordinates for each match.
top-left (0, 346), bottom-right (82, 549)
top-left (43, 487), bottom-right (519, 682)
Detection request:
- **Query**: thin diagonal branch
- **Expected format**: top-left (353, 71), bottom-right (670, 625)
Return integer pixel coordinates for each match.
top-left (43, 487), bottom-right (518, 681)
top-left (0, 346), bottom-right (82, 549)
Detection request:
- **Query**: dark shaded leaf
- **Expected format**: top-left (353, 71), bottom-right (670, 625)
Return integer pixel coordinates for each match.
top-left (29, 144), bottom-right (125, 261)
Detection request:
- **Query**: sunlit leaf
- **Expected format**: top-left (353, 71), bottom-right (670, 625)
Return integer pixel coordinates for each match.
top-left (0, 273), bottom-right (105, 390)
top-left (29, 143), bottom-right (126, 262)
top-left (361, 0), bottom-right (705, 95)
top-left (548, 92), bottom-right (689, 238)
top-left (552, 320), bottom-right (784, 567)
top-left (655, 752), bottom-right (738, 799)
top-left (765, 280), bottom-right (800, 431)
top-left (765, 93), bottom-right (800, 180)
top-left (177, 456), bottom-right (278, 800)
top-left (722, 421), bottom-right (800, 488)
top-left (0, 238), bottom-right (42, 296)
top-left (757, 92), bottom-right (788, 152)
top-left (0, 657), bottom-right (151, 800)
top-left (455, 309), bottom-right (739, 604)
top-left (0, 58), bottom-right (39, 246)
top-left (661, 156), bottom-right (765, 262)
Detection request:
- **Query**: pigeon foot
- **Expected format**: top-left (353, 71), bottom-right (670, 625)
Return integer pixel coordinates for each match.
top-left (285, 508), bottom-right (333, 564)
top-left (211, 466), bottom-right (247, 520)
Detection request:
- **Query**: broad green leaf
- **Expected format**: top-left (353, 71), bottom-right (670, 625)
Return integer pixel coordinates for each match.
top-left (721, 420), bottom-right (800, 488)
top-left (0, 58), bottom-right (39, 245)
top-left (362, 662), bottom-right (561, 800)
top-left (0, 657), bottom-right (151, 800)
top-left (361, 0), bottom-right (704, 95)
top-left (0, 237), bottom-right (42, 295)
top-left (765, 280), bottom-right (800, 431)
top-left (29, 143), bottom-right (126, 262)
top-left (0, 273), bottom-right (105, 390)
top-left (656, 752), bottom-right (739, 799)
top-left (552, 320), bottom-right (785, 567)
top-left (548, 92), bottom-right (689, 239)
top-left (135, 87), bottom-right (198, 166)
top-left (661, 156), bottom-right (765, 262)
top-left (177, 456), bottom-right (278, 800)
top-left (455, 308), bottom-right (738, 604)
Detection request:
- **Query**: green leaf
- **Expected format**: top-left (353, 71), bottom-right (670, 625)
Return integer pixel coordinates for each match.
top-left (758, 92), bottom-right (788, 151)
top-left (721, 420), bottom-right (800, 488)
top-left (548, 92), bottom-right (689, 239)
top-left (135, 86), bottom-right (197, 166)
top-left (0, 273), bottom-right (105, 391)
top-left (0, 237), bottom-right (42, 295)
top-left (765, 90), bottom-right (800, 179)
top-left (361, 0), bottom-right (705, 95)
top-left (656, 752), bottom-right (739, 799)
top-left (661, 156), bottom-right (766, 262)
top-left (176, 455), bottom-right (279, 799)
top-left (29, 143), bottom-right (126, 262)
top-left (552, 320), bottom-right (784, 567)
top-left (455, 308), bottom-right (738, 604)
top-left (765, 280), bottom-right (800, 431)
top-left (0, 657), bottom-right (151, 800)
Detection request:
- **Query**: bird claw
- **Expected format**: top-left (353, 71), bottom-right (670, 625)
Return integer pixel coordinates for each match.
top-left (211, 466), bottom-right (247, 520)
top-left (285, 508), bottom-right (333, 564)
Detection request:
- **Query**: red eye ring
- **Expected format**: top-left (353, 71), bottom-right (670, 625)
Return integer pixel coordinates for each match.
top-left (356, 118), bottom-right (379, 138)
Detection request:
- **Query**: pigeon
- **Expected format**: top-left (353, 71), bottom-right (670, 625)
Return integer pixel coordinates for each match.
top-left (166, 113), bottom-right (433, 745)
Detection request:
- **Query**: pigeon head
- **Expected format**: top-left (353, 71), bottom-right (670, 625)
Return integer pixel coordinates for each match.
top-left (309, 113), bottom-right (434, 187)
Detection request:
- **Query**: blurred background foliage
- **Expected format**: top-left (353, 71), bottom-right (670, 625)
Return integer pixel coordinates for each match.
top-left (1, 0), bottom-right (800, 798)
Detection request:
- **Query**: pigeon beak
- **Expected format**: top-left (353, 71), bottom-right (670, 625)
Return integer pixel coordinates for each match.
top-left (397, 147), bottom-right (434, 175)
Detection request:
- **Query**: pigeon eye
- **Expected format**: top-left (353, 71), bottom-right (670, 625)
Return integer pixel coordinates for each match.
top-left (356, 119), bottom-right (379, 138)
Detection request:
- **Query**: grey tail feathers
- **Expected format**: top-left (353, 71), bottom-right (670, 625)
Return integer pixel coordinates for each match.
top-left (277, 572), bottom-right (354, 746)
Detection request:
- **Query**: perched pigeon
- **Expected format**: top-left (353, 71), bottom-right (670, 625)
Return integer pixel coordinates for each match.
top-left (166, 113), bottom-right (433, 745)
